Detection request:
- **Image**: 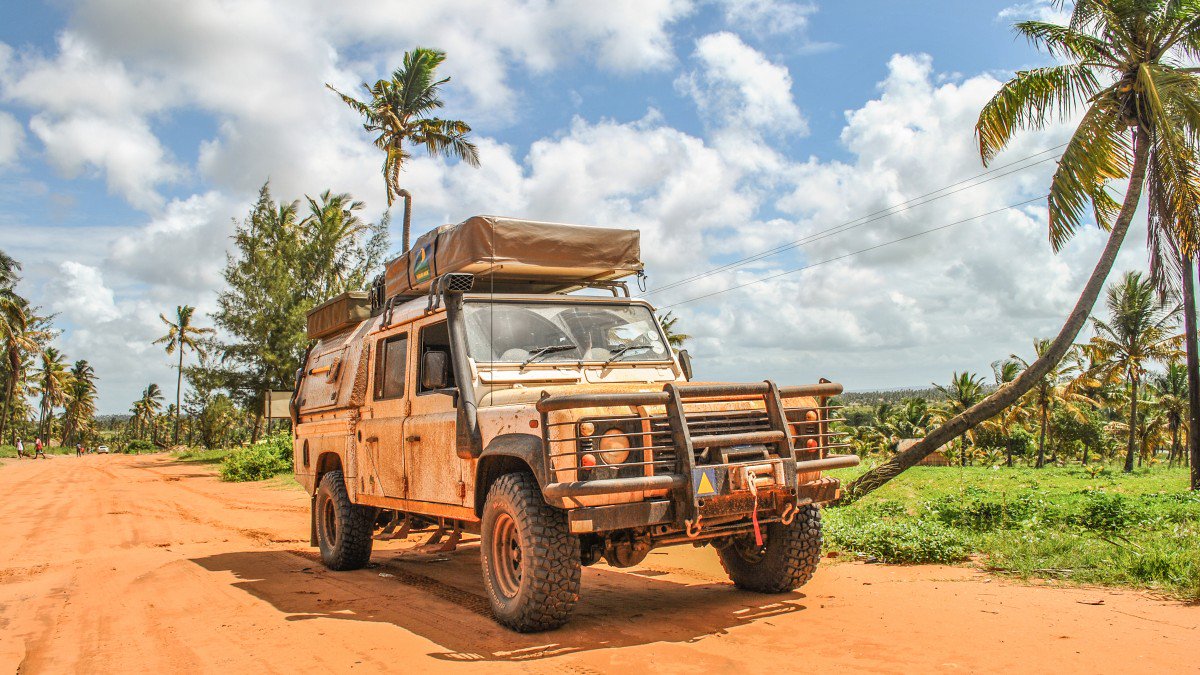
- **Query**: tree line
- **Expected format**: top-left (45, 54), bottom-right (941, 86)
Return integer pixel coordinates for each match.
top-left (1, 250), bottom-right (99, 450)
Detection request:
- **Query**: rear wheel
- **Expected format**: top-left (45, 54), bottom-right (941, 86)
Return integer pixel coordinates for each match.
top-left (717, 504), bottom-right (822, 593)
top-left (315, 470), bottom-right (374, 571)
top-left (480, 472), bottom-right (581, 632)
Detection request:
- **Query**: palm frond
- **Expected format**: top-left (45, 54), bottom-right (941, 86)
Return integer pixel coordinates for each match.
top-left (977, 64), bottom-right (1105, 163)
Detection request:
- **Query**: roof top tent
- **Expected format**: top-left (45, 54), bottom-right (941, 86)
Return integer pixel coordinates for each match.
top-left (306, 215), bottom-right (644, 340)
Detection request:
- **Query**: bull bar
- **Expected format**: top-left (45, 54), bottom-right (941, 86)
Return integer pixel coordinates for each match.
top-left (536, 381), bottom-right (859, 528)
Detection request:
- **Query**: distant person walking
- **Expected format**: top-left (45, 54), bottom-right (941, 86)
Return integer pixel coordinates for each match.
top-left (34, 438), bottom-right (46, 459)
top-left (76, 443), bottom-right (82, 457)
top-left (15, 438), bottom-right (24, 459)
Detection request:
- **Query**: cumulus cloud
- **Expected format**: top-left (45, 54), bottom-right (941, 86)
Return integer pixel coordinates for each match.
top-left (0, 111), bottom-right (22, 167)
top-left (997, 1), bottom-right (1071, 24)
top-left (717, 0), bottom-right (818, 37)
top-left (676, 32), bottom-right (807, 136)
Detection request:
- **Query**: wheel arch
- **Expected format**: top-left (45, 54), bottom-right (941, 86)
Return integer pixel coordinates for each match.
top-left (474, 433), bottom-right (548, 517)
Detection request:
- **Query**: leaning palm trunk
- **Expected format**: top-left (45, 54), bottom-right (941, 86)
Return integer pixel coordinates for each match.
top-left (841, 127), bottom-right (1150, 503)
top-left (1188, 256), bottom-right (1200, 489)
top-left (1036, 399), bottom-right (1049, 468)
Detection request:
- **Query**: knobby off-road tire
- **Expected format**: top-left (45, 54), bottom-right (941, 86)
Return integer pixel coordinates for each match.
top-left (480, 472), bottom-right (581, 632)
top-left (315, 470), bottom-right (374, 571)
top-left (717, 504), bottom-right (822, 593)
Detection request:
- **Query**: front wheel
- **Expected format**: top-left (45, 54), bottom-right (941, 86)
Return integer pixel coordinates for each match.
top-left (315, 470), bottom-right (374, 571)
top-left (480, 472), bottom-right (581, 632)
top-left (717, 504), bottom-right (822, 593)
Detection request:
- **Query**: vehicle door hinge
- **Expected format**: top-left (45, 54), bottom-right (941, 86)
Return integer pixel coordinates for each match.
top-left (456, 481), bottom-right (467, 499)
top-left (405, 399), bottom-right (412, 416)
top-left (402, 476), bottom-right (409, 496)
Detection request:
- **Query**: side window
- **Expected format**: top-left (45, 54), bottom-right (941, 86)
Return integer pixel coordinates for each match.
top-left (374, 333), bottom-right (408, 400)
top-left (418, 321), bottom-right (456, 394)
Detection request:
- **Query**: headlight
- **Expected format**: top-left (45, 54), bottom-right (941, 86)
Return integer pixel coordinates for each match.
top-left (597, 428), bottom-right (632, 464)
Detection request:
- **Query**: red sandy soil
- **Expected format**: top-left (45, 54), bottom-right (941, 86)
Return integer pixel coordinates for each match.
top-left (0, 453), bottom-right (1195, 674)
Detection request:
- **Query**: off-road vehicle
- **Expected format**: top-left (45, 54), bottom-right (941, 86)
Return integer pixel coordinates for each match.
top-left (292, 214), bottom-right (857, 632)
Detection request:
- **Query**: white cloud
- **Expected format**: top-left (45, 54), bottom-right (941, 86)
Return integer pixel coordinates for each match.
top-left (45, 262), bottom-right (121, 323)
top-left (997, 2), bottom-right (1071, 24)
top-left (0, 111), bottom-right (22, 167)
top-left (717, 0), bottom-right (818, 37)
top-left (676, 32), bottom-right (807, 135)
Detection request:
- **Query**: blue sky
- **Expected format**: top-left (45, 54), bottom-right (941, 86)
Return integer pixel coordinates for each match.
top-left (3, 0), bottom-right (1152, 414)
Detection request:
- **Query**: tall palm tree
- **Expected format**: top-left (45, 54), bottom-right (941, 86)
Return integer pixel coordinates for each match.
top-left (0, 299), bottom-right (34, 444)
top-left (61, 360), bottom-right (97, 447)
top-left (932, 372), bottom-right (988, 466)
top-left (1010, 340), bottom-right (1097, 467)
top-left (34, 347), bottom-right (72, 442)
top-left (845, 0), bottom-right (1200, 501)
top-left (301, 191), bottom-right (372, 301)
top-left (327, 47), bottom-right (480, 251)
top-left (657, 311), bottom-right (691, 349)
top-left (154, 306), bottom-right (212, 445)
top-left (136, 384), bottom-right (164, 444)
top-left (1149, 362), bottom-right (1188, 465)
top-left (1087, 271), bottom-right (1181, 472)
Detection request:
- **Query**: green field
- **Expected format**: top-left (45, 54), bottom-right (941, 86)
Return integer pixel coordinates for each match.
top-left (824, 463), bottom-right (1200, 601)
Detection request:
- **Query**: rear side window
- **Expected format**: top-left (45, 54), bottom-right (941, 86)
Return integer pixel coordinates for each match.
top-left (374, 333), bottom-right (408, 400)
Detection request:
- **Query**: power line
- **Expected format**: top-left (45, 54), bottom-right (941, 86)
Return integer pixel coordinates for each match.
top-left (659, 195), bottom-right (1048, 309)
top-left (644, 144), bottom-right (1065, 297)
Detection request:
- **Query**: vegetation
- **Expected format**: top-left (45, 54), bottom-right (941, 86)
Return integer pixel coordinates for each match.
top-left (847, 0), bottom-right (1200, 500)
top-left (155, 305), bottom-right (214, 445)
top-left (825, 464), bottom-right (1200, 601)
top-left (219, 433), bottom-right (293, 482)
top-left (327, 46), bottom-right (480, 250)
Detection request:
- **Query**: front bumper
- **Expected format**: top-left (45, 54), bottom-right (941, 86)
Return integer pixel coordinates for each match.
top-left (538, 380), bottom-right (860, 533)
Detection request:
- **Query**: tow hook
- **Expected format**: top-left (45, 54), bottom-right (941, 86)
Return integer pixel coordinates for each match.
top-left (781, 502), bottom-right (797, 525)
top-left (685, 515), bottom-right (703, 538)
top-left (745, 466), bottom-right (764, 546)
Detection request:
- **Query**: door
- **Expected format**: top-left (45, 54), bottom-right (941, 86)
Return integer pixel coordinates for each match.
top-left (403, 318), bottom-right (465, 505)
top-left (357, 328), bottom-right (409, 498)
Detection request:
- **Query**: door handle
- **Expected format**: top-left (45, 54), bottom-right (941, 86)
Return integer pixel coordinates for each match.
top-left (365, 436), bottom-right (379, 443)
top-left (406, 435), bottom-right (421, 443)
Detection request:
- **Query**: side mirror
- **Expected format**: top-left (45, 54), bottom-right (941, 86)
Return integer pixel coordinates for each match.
top-left (677, 349), bottom-right (694, 381)
top-left (421, 351), bottom-right (450, 390)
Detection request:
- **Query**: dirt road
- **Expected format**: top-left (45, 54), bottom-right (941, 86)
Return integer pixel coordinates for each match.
top-left (0, 454), bottom-right (1195, 673)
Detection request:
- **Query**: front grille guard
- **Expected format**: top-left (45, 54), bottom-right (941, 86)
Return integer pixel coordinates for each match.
top-left (536, 381), bottom-right (859, 526)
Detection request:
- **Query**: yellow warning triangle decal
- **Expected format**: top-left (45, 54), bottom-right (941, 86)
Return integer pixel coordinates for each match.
top-left (697, 472), bottom-right (716, 494)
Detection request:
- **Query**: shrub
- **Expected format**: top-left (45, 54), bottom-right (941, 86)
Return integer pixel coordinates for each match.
top-left (220, 433), bottom-right (292, 482)
top-left (125, 439), bottom-right (156, 454)
top-left (824, 515), bottom-right (971, 564)
top-left (1073, 490), bottom-right (1137, 531)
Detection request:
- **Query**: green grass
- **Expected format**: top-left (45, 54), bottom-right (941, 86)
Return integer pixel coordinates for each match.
top-left (824, 463), bottom-right (1200, 601)
top-left (0, 443), bottom-right (76, 458)
top-left (172, 447), bottom-right (234, 464)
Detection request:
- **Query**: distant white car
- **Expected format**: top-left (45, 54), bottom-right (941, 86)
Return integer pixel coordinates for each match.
top-left (97, 445), bottom-right (110, 454)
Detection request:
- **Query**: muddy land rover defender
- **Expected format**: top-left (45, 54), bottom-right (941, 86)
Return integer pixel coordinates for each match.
top-left (292, 215), bottom-right (859, 632)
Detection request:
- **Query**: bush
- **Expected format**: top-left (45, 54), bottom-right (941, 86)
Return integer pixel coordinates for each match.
top-left (220, 433), bottom-right (293, 482)
top-left (1072, 490), bottom-right (1137, 531)
top-left (124, 439), bottom-right (156, 454)
top-left (824, 514), bottom-right (971, 564)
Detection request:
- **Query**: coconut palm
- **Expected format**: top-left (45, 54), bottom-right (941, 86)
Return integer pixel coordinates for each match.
top-left (0, 299), bottom-right (35, 444)
top-left (61, 360), bottom-right (97, 446)
top-left (327, 47), bottom-right (480, 251)
top-left (135, 384), bottom-right (165, 444)
top-left (657, 311), bottom-right (691, 349)
top-left (1086, 271), bottom-right (1182, 471)
top-left (154, 305), bottom-right (214, 445)
top-left (931, 372), bottom-right (988, 466)
top-left (34, 347), bottom-right (72, 442)
top-left (1150, 362), bottom-right (1189, 465)
top-left (1010, 340), bottom-right (1097, 467)
top-left (845, 0), bottom-right (1200, 501)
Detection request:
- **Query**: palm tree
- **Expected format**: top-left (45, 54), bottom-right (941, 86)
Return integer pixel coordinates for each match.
top-left (327, 47), bottom-right (480, 251)
top-left (1087, 271), bottom-right (1181, 471)
top-left (1151, 363), bottom-right (1189, 466)
top-left (61, 360), bottom-right (97, 447)
top-left (301, 191), bottom-right (372, 301)
top-left (845, 1), bottom-right (1200, 501)
top-left (0, 299), bottom-right (33, 444)
top-left (932, 372), bottom-right (988, 466)
top-left (657, 311), bottom-right (691, 349)
top-left (154, 305), bottom-right (214, 445)
top-left (1010, 340), bottom-right (1097, 467)
top-left (34, 347), bottom-right (72, 442)
top-left (136, 384), bottom-right (164, 444)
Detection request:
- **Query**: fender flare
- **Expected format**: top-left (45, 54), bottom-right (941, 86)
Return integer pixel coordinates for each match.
top-left (473, 433), bottom-right (549, 513)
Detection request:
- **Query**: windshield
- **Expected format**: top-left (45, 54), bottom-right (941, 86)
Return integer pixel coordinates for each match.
top-left (463, 301), bottom-right (671, 365)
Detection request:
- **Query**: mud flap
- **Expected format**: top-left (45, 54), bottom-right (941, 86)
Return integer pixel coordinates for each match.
top-left (309, 494), bottom-right (318, 547)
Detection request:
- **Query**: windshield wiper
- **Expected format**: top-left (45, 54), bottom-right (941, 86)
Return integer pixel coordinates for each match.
top-left (520, 344), bottom-right (577, 369)
top-left (603, 344), bottom-right (652, 366)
